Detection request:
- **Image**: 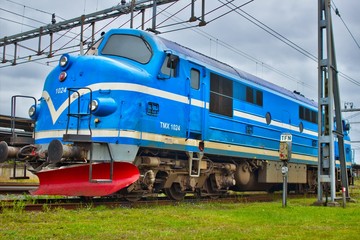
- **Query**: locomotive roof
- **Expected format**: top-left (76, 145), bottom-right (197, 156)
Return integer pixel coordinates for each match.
top-left (157, 35), bottom-right (317, 108)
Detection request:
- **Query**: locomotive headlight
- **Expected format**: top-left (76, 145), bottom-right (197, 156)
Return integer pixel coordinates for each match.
top-left (59, 55), bottom-right (68, 67)
top-left (28, 105), bottom-right (36, 117)
top-left (90, 100), bottom-right (99, 112)
top-left (90, 98), bottom-right (117, 116)
top-left (59, 54), bottom-right (72, 70)
top-left (28, 104), bottom-right (40, 119)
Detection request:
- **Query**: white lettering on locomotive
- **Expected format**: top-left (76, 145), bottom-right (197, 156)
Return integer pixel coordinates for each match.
top-left (55, 87), bottom-right (67, 94)
top-left (160, 121), bottom-right (180, 131)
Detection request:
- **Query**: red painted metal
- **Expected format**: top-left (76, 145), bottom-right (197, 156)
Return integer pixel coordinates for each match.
top-left (32, 162), bottom-right (139, 196)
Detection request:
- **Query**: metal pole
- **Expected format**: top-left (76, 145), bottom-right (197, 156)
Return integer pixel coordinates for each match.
top-left (38, 27), bottom-right (43, 55)
top-left (130, 0), bottom-right (135, 29)
top-left (48, 32), bottom-right (53, 57)
top-left (91, 22), bottom-right (95, 46)
top-left (317, 0), bottom-right (336, 204)
top-left (317, 0), bottom-right (324, 203)
top-left (1, 37), bottom-right (6, 63)
top-left (199, 0), bottom-right (206, 26)
top-left (282, 161), bottom-right (288, 207)
top-left (141, 9), bottom-right (145, 30)
top-left (12, 42), bottom-right (17, 65)
top-left (152, 0), bottom-right (157, 30)
top-left (80, 15), bottom-right (85, 55)
top-left (189, 0), bottom-right (197, 22)
top-left (317, 0), bottom-right (348, 205)
top-left (325, 0), bottom-right (337, 203)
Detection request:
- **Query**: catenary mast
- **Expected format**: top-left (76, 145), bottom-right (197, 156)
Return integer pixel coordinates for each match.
top-left (317, 0), bottom-right (349, 205)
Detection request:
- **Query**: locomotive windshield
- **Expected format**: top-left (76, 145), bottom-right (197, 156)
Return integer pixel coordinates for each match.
top-left (101, 34), bottom-right (152, 64)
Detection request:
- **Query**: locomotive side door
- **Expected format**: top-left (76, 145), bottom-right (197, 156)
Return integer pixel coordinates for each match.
top-left (187, 62), bottom-right (205, 140)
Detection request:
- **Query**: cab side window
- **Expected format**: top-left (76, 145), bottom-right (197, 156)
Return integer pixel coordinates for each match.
top-left (190, 68), bottom-right (200, 90)
top-left (160, 54), bottom-right (179, 78)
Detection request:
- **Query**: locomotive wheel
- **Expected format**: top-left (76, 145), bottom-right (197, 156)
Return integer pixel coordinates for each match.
top-left (203, 176), bottom-right (221, 199)
top-left (124, 193), bottom-right (143, 202)
top-left (164, 183), bottom-right (185, 201)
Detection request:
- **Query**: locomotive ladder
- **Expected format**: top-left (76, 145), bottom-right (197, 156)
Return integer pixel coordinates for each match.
top-left (188, 151), bottom-right (204, 177)
top-left (62, 88), bottom-right (114, 183)
top-left (63, 87), bottom-right (93, 142)
top-left (89, 142), bottom-right (114, 183)
top-left (62, 88), bottom-right (115, 183)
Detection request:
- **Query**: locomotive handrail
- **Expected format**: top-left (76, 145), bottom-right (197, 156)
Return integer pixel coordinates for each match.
top-left (9, 95), bottom-right (36, 180)
top-left (10, 95), bottom-right (36, 145)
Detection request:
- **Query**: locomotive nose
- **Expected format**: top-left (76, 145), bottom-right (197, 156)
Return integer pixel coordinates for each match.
top-left (33, 141), bottom-right (141, 197)
top-left (32, 162), bottom-right (140, 196)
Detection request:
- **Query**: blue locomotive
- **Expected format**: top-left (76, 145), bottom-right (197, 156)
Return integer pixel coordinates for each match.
top-left (0, 28), bottom-right (353, 199)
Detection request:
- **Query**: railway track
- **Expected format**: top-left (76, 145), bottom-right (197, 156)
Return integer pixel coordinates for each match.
top-left (0, 192), bottom-right (293, 212)
top-left (0, 183), bottom-right (38, 194)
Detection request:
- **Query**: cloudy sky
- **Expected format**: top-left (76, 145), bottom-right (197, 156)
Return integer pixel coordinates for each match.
top-left (1, 0), bottom-right (360, 162)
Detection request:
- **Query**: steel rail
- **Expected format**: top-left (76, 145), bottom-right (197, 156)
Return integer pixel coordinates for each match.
top-left (0, 193), bottom-right (310, 212)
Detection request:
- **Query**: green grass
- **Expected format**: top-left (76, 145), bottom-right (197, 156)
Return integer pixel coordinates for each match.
top-left (1, 180), bottom-right (360, 240)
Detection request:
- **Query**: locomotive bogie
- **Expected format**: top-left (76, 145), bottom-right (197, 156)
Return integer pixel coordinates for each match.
top-left (125, 151), bottom-right (238, 199)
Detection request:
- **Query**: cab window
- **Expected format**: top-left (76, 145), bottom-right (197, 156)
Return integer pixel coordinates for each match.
top-left (160, 54), bottom-right (179, 78)
top-left (190, 68), bottom-right (200, 89)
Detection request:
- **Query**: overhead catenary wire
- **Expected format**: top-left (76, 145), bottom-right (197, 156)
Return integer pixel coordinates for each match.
top-left (3, 1), bottom-right (183, 65)
top-left (0, 13), bottom-right (127, 66)
top-left (158, 0), bottom-right (254, 33)
top-left (0, 1), bottom-right (92, 41)
top-left (159, 0), bottom-right (359, 90)
top-left (155, 1), bottom-right (192, 29)
top-left (156, 4), bottom-right (315, 91)
top-left (4, 0), bottom-right (67, 21)
top-left (0, 44), bottom-right (81, 69)
top-left (207, 0), bottom-right (255, 25)
top-left (0, 0), bottom-right (358, 90)
top-left (1, 0), bottom-right (189, 61)
top-left (134, 0), bottom-right (179, 30)
top-left (0, 1), bottom-right (117, 64)
top-left (0, 16), bottom-right (36, 29)
top-left (219, 0), bottom-right (317, 62)
top-left (159, 0), bottom-right (254, 34)
top-left (331, 0), bottom-right (360, 50)
top-left (0, 14), bottom-right (87, 41)
top-left (0, 7), bottom-right (47, 25)
top-left (219, 0), bottom-right (360, 87)
top-left (52, 24), bottom-right (92, 56)
top-left (0, 0), bottom-right (316, 91)
top-left (154, 0), bottom-right (182, 28)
